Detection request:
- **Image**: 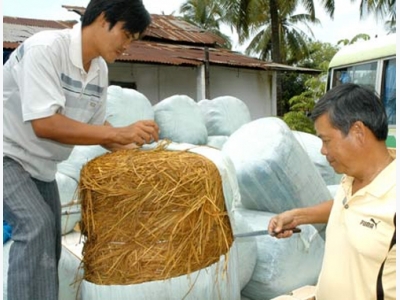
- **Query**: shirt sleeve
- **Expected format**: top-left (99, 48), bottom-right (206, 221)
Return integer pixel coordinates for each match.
top-left (11, 44), bottom-right (66, 122)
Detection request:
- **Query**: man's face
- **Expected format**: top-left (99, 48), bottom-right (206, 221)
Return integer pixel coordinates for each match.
top-left (98, 21), bottom-right (140, 63)
top-left (314, 113), bottom-right (358, 175)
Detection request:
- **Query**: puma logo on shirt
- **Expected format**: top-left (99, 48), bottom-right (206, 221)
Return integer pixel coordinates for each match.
top-left (360, 218), bottom-right (381, 229)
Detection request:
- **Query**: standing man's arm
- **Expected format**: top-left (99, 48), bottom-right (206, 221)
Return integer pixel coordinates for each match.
top-left (268, 199), bottom-right (333, 238)
top-left (31, 114), bottom-right (159, 148)
top-left (100, 120), bottom-right (159, 151)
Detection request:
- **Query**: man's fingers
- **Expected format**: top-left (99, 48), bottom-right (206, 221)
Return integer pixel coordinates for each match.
top-left (131, 121), bottom-right (160, 144)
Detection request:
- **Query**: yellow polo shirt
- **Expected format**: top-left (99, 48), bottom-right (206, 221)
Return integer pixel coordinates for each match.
top-left (316, 159), bottom-right (396, 300)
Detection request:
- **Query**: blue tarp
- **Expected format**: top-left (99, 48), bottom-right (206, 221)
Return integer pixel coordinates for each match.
top-left (3, 221), bottom-right (12, 244)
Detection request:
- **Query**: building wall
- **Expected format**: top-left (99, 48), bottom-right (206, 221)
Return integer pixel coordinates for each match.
top-left (109, 63), bottom-right (197, 104)
top-left (208, 66), bottom-right (275, 120)
top-left (108, 62), bottom-right (276, 120)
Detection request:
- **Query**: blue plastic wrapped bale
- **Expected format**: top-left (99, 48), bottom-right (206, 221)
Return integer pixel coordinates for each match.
top-left (106, 85), bottom-right (155, 127)
top-left (230, 210), bottom-right (257, 289)
top-left (206, 135), bottom-right (229, 150)
top-left (153, 95), bottom-right (208, 145)
top-left (57, 145), bottom-right (108, 182)
top-left (198, 96), bottom-right (252, 136)
top-left (292, 131), bottom-right (342, 185)
top-left (56, 172), bottom-right (81, 235)
top-left (3, 221), bottom-right (12, 244)
top-left (235, 209), bottom-right (325, 300)
top-left (222, 117), bottom-right (332, 213)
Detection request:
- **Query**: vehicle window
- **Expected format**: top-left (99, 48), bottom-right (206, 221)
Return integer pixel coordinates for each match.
top-left (382, 58), bottom-right (396, 125)
top-left (332, 62), bottom-right (377, 92)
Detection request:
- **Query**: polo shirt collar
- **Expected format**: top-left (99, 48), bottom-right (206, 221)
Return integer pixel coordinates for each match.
top-left (343, 158), bottom-right (396, 198)
top-left (69, 23), bottom-right (100, 75)
top-left (366, 158), bottom-right (396, 197)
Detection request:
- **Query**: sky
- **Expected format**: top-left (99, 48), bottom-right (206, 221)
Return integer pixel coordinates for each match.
top-left (2, 0), bottom-right (392, 52)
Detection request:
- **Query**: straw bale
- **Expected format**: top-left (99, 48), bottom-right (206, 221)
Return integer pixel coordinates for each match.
top-left (79, 146), bottom-right (233, 285)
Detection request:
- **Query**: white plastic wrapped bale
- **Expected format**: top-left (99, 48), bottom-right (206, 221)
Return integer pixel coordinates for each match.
top-left (230, 209), bottom-right (257, 290)
top-left (56, 172), bottom-right (81, 235)
top-left (222, 117), bottom-right (332, 213)
top-left (59, 231), bottom-right (84, 300)
top-left (153, 95), bottom-right (208, 145)
top-left (292, 131), bottom-right (342, 185)
top-left (57, 145), bottom-right (108, 182)
top-left (198, 96), bottom-right (252, 136)
top-left (3, 232), bottom-right (84, 300)
top-left (2, 241), bottom-right (11, 300)
top-left (82, 243), bottom-right (240, 300)
top-left (106, 85), bottom-right (155, 127)
top-left (206, 135), bottom-right (229, 149)
top-left (234, 209), bottom-right (325, 300)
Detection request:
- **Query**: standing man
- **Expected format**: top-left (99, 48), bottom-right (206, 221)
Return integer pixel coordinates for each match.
top-left (268, 83), bottom-right (395, 300)
top-left (3, 0), bottom-right (159, 299)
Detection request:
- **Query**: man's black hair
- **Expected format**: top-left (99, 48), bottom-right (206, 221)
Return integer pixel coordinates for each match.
top-left (81, 0), bottom-right (151, 35)
top-left (311, 83), bottom-right (388, 140)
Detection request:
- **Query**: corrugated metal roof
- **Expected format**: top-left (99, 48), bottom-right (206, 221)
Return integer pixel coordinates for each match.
top-left (3, 15), bottom-right (321, 74)
top-left (3, 16), bottom-right (75, 29)
top-left (117, 41), bottom-right (319, 73)
top-left (144, 14), bottom-right (226, 46)
top-left (4, 23), bottom-right (63, 44)
top-left (62, 5), bottom-right (226, 46)
top-left (3, 16), bottom-right (76, 45)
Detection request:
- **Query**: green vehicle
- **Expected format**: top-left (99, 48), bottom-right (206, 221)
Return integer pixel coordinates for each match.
top-left (326, 34), bottom-right (396, 148)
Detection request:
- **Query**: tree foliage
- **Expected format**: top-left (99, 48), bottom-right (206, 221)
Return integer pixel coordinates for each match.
top-left (179, 0), bottom-right (233, 48)
top-left (282, 41), bottom-right (338, 133)
top-left (177, 0), bottom-right (395, 128)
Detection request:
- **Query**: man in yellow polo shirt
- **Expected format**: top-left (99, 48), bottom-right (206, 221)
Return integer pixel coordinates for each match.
top-left (268, 83), bottom-right (396, 300)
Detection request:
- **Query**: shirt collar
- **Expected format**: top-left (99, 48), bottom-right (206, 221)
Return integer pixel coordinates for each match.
top-left (342, 158), bottom-right (396, 198)
top-left (69, 23), bottom-right (99, 74)
top-left (367, 158), bottom-right (396, 197)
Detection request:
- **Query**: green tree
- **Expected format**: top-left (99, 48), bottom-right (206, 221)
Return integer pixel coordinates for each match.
top-left (337, 33), bottom-right (370, 46)
top-left (243, 6), bottom-right (320, 63)
top-left (359, 0), bottom-right (396, 31)
top-left (179, 0), bottom-right (232, 48)
top-left (282, 41), bottom-right (338, 133)
top-left (219, 0), bottom-right (327, 116)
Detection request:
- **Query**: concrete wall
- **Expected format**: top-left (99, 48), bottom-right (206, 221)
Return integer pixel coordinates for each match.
top-left (108, 62), bottom-right (277, 120)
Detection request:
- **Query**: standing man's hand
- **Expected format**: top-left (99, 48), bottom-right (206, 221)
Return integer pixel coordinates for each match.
top-left (268, 210), bottom-right (298, 239)
top-left (125, 120), bottom-right (159, 146)
top-left (102, 120), bottom-right (160, 151)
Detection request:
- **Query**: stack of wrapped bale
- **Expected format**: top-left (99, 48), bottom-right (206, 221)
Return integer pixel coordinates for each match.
top-left (292, 130), bottom-right (342, 198)
top-left (198, 96), bottom-right (252, 149)
top-left (153, 95), bottom-right (208, 146)
top-left (78, 143), bottom-right (247, 300)
top-left (222, 117), bottom-right (333, 300)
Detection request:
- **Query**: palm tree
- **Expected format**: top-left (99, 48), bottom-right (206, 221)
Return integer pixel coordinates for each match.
top-left (179, 0), bottom-right (232, 48)
top-left (243, 4), bottom-right (321, 63)
top-left (358, 0), bottom-right (396, 33)
top-left (218, 0), bottom-right (336, 115)
top-left (337, 33), bottom-right (370, 46)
